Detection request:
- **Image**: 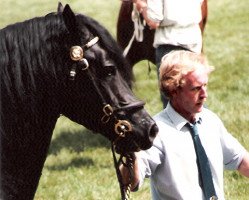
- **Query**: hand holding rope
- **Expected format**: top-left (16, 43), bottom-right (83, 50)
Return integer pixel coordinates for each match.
top-left (112, 145), bottom-right (136, 200)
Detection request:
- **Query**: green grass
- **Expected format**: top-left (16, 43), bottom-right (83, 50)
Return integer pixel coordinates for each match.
top-left (1, 0), bottom-right (248, 199)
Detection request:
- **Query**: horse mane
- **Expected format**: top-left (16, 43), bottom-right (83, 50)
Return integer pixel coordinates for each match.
top-left (0, 14), bottom-right (68, 102)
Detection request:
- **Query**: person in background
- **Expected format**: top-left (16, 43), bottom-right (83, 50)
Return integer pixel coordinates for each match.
top-left (120, 50), bottom-right (249, 200)
top-left (133, 0), bottom-right (205, 108)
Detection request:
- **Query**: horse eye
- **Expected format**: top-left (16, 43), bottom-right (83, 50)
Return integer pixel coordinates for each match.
top-left (105, 65), bottom-right (116, 76)
top-left (104, 59), bottom-right (116, 76)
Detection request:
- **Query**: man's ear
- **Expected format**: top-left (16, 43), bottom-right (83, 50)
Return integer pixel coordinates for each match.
top-left (170, 88), bottom-right (179, 99)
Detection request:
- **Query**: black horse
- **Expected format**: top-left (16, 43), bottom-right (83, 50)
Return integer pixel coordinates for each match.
top-left (0, 4), bottom-right (158, 200)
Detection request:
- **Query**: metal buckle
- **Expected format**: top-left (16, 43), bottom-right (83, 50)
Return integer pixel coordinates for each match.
top-left (101, 104), bottom-right (113, 123)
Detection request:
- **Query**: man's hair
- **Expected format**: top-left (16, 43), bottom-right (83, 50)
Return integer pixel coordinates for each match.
top-left (159, 50), bottom-right (214, 99)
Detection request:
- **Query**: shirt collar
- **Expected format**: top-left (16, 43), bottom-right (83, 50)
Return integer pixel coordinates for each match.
top-left (165, 102), bottom-right (202, 130)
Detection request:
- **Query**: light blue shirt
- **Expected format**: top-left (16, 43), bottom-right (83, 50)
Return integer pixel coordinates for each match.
top-left (137, 103), bottom-right (246, 200)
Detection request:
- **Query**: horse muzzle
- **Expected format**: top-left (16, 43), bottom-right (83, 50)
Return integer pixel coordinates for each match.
top-left (100, 100), bottom-right (158, 154)
top-left (111, 104), bottom-right (158, 154)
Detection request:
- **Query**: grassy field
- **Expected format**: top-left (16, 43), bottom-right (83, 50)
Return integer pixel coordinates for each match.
top-left (1, 0), bottom-right (248, 199)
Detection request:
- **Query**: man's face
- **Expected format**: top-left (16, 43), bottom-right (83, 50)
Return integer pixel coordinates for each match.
top-left (171, 70), bottom-right (209, 122)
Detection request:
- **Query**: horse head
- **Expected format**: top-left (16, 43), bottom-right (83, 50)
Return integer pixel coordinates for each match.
top-left (59, 5), bottom-right (158, 154)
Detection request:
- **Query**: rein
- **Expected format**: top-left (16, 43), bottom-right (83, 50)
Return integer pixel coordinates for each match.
top-left (123, 3), bottom-right (145, 57)
top-left (112, 146), bottom-right (135, 200)
top-left (69, 37), bottom-right (142, 199)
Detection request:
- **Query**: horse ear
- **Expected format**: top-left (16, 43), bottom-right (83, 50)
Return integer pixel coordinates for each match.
top-left (62, 4), bottom-right (78, 33)
top-left (57, 2), bottom-right (64, 13)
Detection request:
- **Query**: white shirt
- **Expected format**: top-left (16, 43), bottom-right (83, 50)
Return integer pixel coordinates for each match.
top-left (146, 0), bottom-right (203, 52)
top-left (137, 103), bottom-right (246, 200)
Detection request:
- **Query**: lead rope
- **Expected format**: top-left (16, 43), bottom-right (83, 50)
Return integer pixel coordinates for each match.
top-left (123, 3), bottom-right (145, 57)
top-left (111, 145), bottom-right (135, 200)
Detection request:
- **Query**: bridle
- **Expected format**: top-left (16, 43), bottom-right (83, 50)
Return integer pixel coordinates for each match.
top-left (68, 36), bottom-right (143, 199)
top-left (69, 36), bottom-right (144, 144)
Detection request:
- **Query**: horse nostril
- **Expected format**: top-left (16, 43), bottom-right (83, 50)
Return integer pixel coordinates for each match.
top-left (149, 123), bottom-right (158, 141)
top-left (137, 123), bottom-right (158, 151)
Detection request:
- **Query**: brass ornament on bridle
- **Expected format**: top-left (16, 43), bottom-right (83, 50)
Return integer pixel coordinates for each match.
top-left (69, 37), bottom-right (99, 79)
top-left (114, 120), bottom-right (132, 137)
top-left (70, 46), bottom-right (84, 61)
top-left (69, 36), bottom-right (100, 61)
